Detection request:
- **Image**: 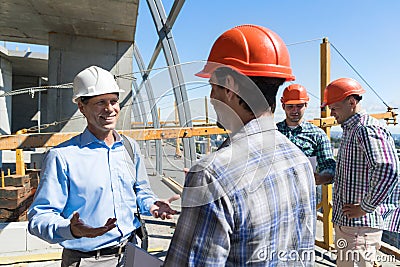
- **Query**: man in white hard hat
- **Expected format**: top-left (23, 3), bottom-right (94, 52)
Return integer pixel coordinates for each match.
top-left (28, 66), bottom-right (178, 267)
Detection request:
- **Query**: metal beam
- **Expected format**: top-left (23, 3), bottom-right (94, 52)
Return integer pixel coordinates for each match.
top-left (133, 44), bottom-right (163, 173)
top-left (146, 0), bottom-right (196, 168)
top-left (146, 0), bottom-right (185, 72)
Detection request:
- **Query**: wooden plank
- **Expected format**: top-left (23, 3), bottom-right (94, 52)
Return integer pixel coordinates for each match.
top-left (3, 175), bottom-right (30, 187)
top-left (161, 177), bottom-right (183, 195)
top-left (0, 183), bottom-right (31, 199)
top-left (0, 189), bottom-right (34, 209)
top-left (0, 252), bottom-right (62, 265)
top-left (26, 169), bottom-right (41, 188)
top-left (0, 127), bottom-right (229, 150)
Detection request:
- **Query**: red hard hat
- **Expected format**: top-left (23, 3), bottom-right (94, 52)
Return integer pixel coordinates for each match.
top-left (196, 24), bottom-right (295, 81)
top-left (281, 84), bottom-right (309, 104)
top-left (321, 78), bottom-right (366, 107)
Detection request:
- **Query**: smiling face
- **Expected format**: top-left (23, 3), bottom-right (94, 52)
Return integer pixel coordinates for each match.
top-left (282, 103), bottom-right (307, 126)
top-left (78, 93), bottom-right (120, 140)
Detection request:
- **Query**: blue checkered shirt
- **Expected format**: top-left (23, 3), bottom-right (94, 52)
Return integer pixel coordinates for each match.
top-left (332, 111), bottom-right (400, 232)
top-left (276, 120), bottom-right (336, 176)
top-left (164, 116), bottom-right (316, 266)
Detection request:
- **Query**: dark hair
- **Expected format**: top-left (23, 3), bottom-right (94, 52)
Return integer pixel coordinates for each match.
top-left (349, 94), bottom-right (362, 102)
top-left (213, 67), bottom-right (285, 114)
top-left (80, 93), bottom-right (119, 104)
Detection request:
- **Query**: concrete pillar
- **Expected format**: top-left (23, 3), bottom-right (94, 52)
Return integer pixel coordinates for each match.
top-left (0, 54), bottom-right (12, 135)
top-left (47, 33), bottom-right (133, 132)
top-left (11, 75), bottom-right (42, 133)
top-left (0, 52), bottom-right (12, 171)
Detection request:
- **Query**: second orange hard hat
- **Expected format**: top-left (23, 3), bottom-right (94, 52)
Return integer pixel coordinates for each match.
top-left (196, 24), bottom-right (295, 81)
top-left (322, 78), bottom-right (366, 107)
top-left (281, 84), bottom-right (310, 104)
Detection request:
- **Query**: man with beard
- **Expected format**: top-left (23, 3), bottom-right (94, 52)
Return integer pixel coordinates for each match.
top-left (277, 84), bottom-right (336, 186)
top-left (164, 25), bottom-right (316, 266)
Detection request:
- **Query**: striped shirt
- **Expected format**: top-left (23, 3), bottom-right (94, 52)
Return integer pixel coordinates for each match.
top-left (276, 120), bottom-right (336, 175)
top-left (164, 116), bottom-right (316, 266)
top-left (332, 111), bottom-right (400, 232)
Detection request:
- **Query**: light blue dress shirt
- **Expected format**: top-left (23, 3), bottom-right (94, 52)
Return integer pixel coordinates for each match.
top-left (28, 128), bottom-right (157, 252)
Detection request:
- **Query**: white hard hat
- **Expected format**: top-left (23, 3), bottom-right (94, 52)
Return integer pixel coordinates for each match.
top-left (72, 66), bottom-right (124, 103)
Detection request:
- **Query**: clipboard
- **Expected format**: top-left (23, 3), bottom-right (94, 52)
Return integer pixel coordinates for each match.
top-left (124, 242), bottom-right (164, 267)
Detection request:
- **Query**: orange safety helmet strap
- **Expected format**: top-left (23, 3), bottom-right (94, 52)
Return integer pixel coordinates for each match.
top-left (322, 78), bottom-right (366, 106)
top-left (196, 24), bottom-right (295, 81)
top-left (280, 84), bottom-right (310, 104)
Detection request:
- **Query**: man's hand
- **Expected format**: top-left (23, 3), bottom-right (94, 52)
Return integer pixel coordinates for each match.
top-left (150, 195), bottom-right (180, 220)
top-left (70, 212), bottom-right (117, 238)
top-left (342, 203), bottom-right (367, 219)
top-left (314, 173), bottom-right (333, 185)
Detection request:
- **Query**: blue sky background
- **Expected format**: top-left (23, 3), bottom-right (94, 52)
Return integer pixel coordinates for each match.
top-left (134, 0), bottom-right (400, 133)
top-left (4, 1), bottom-right (400, 133)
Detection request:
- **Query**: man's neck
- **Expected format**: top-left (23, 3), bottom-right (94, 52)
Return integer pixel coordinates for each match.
top-left (87, 127), bottom-right (115, 146)
top-left (103, 132), bottom-right (116, 146)
top-left (285, 118), bottom-right (302, 127)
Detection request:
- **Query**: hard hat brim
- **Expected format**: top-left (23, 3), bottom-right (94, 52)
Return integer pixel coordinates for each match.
top-left (283, 100), bottom-right (308, 105)
top-left (72, 88), bottom-right (125, 103)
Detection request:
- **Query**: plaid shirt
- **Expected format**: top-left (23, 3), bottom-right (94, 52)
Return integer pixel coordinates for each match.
top-left (164, 116), bottom-right (316, 266)
top-left (276, 120), bottom-right (336, 175)
top-left (332, 111), bottom-right (400, 232)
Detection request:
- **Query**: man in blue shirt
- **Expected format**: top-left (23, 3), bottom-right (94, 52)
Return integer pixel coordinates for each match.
top-left (277, 84), bottom-right (336, 186)
top-left (28, 66), bottom-right (178, 267)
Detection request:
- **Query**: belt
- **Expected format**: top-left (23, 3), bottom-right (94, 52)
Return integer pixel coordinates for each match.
top-left (66, 243), bottom-right (127, 258)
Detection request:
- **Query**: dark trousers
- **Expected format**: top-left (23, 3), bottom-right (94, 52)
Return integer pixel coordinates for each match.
top-left (61, 247), bottom-right (125, 267)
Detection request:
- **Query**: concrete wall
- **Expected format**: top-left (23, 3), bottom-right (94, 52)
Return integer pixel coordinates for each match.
top-left (0, 53), bottom-right (12, 135)
top-left (0, 222), bottom-right (61, 256)
top-left (47, 33), bottom-right (133, 132)
top-left (11, 75), bottom-right (46, 133)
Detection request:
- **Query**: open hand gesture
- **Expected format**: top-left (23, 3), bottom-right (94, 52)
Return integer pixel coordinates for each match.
top-left (150, 195), bottom-right (180, 220)
top-left (70, 212), bottom-right (117, 238)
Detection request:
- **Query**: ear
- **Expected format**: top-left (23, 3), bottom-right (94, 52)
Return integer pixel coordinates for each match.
top-left (224, 75), bottom-right (235, 90)
top-left (224, 74), bottom-right (239, 101)
top-left (77, 101), bottom-right (85, 116)
top-left (348, 96), bottom-right (357, 107)
top-left (225, 88), bottom-right (236, 101)
top-left (282, 103), bottom-right (285, 110)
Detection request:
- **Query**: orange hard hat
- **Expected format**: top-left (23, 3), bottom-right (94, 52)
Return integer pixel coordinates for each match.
top-left (196, 24), bottom-right (295, 81)
top-left (322, 78), bottom-right (366, 107)
top-left (280, 84), bottom-right (309, 104)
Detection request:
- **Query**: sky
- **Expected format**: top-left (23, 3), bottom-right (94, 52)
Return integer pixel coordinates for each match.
top-left (133, 0), bottom-right (400, 134)
top-left (4, 0), bottom-right (400, 133)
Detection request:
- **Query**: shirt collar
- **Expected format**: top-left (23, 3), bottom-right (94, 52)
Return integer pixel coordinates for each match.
top-left (341, 110), bottom-right (367, 130)
top-left (80, 128), bottom-right (122, 147)
top-left (279, 120), bottom-right (303, 131)
top-left (230, 115), bottom-right (276, 144)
